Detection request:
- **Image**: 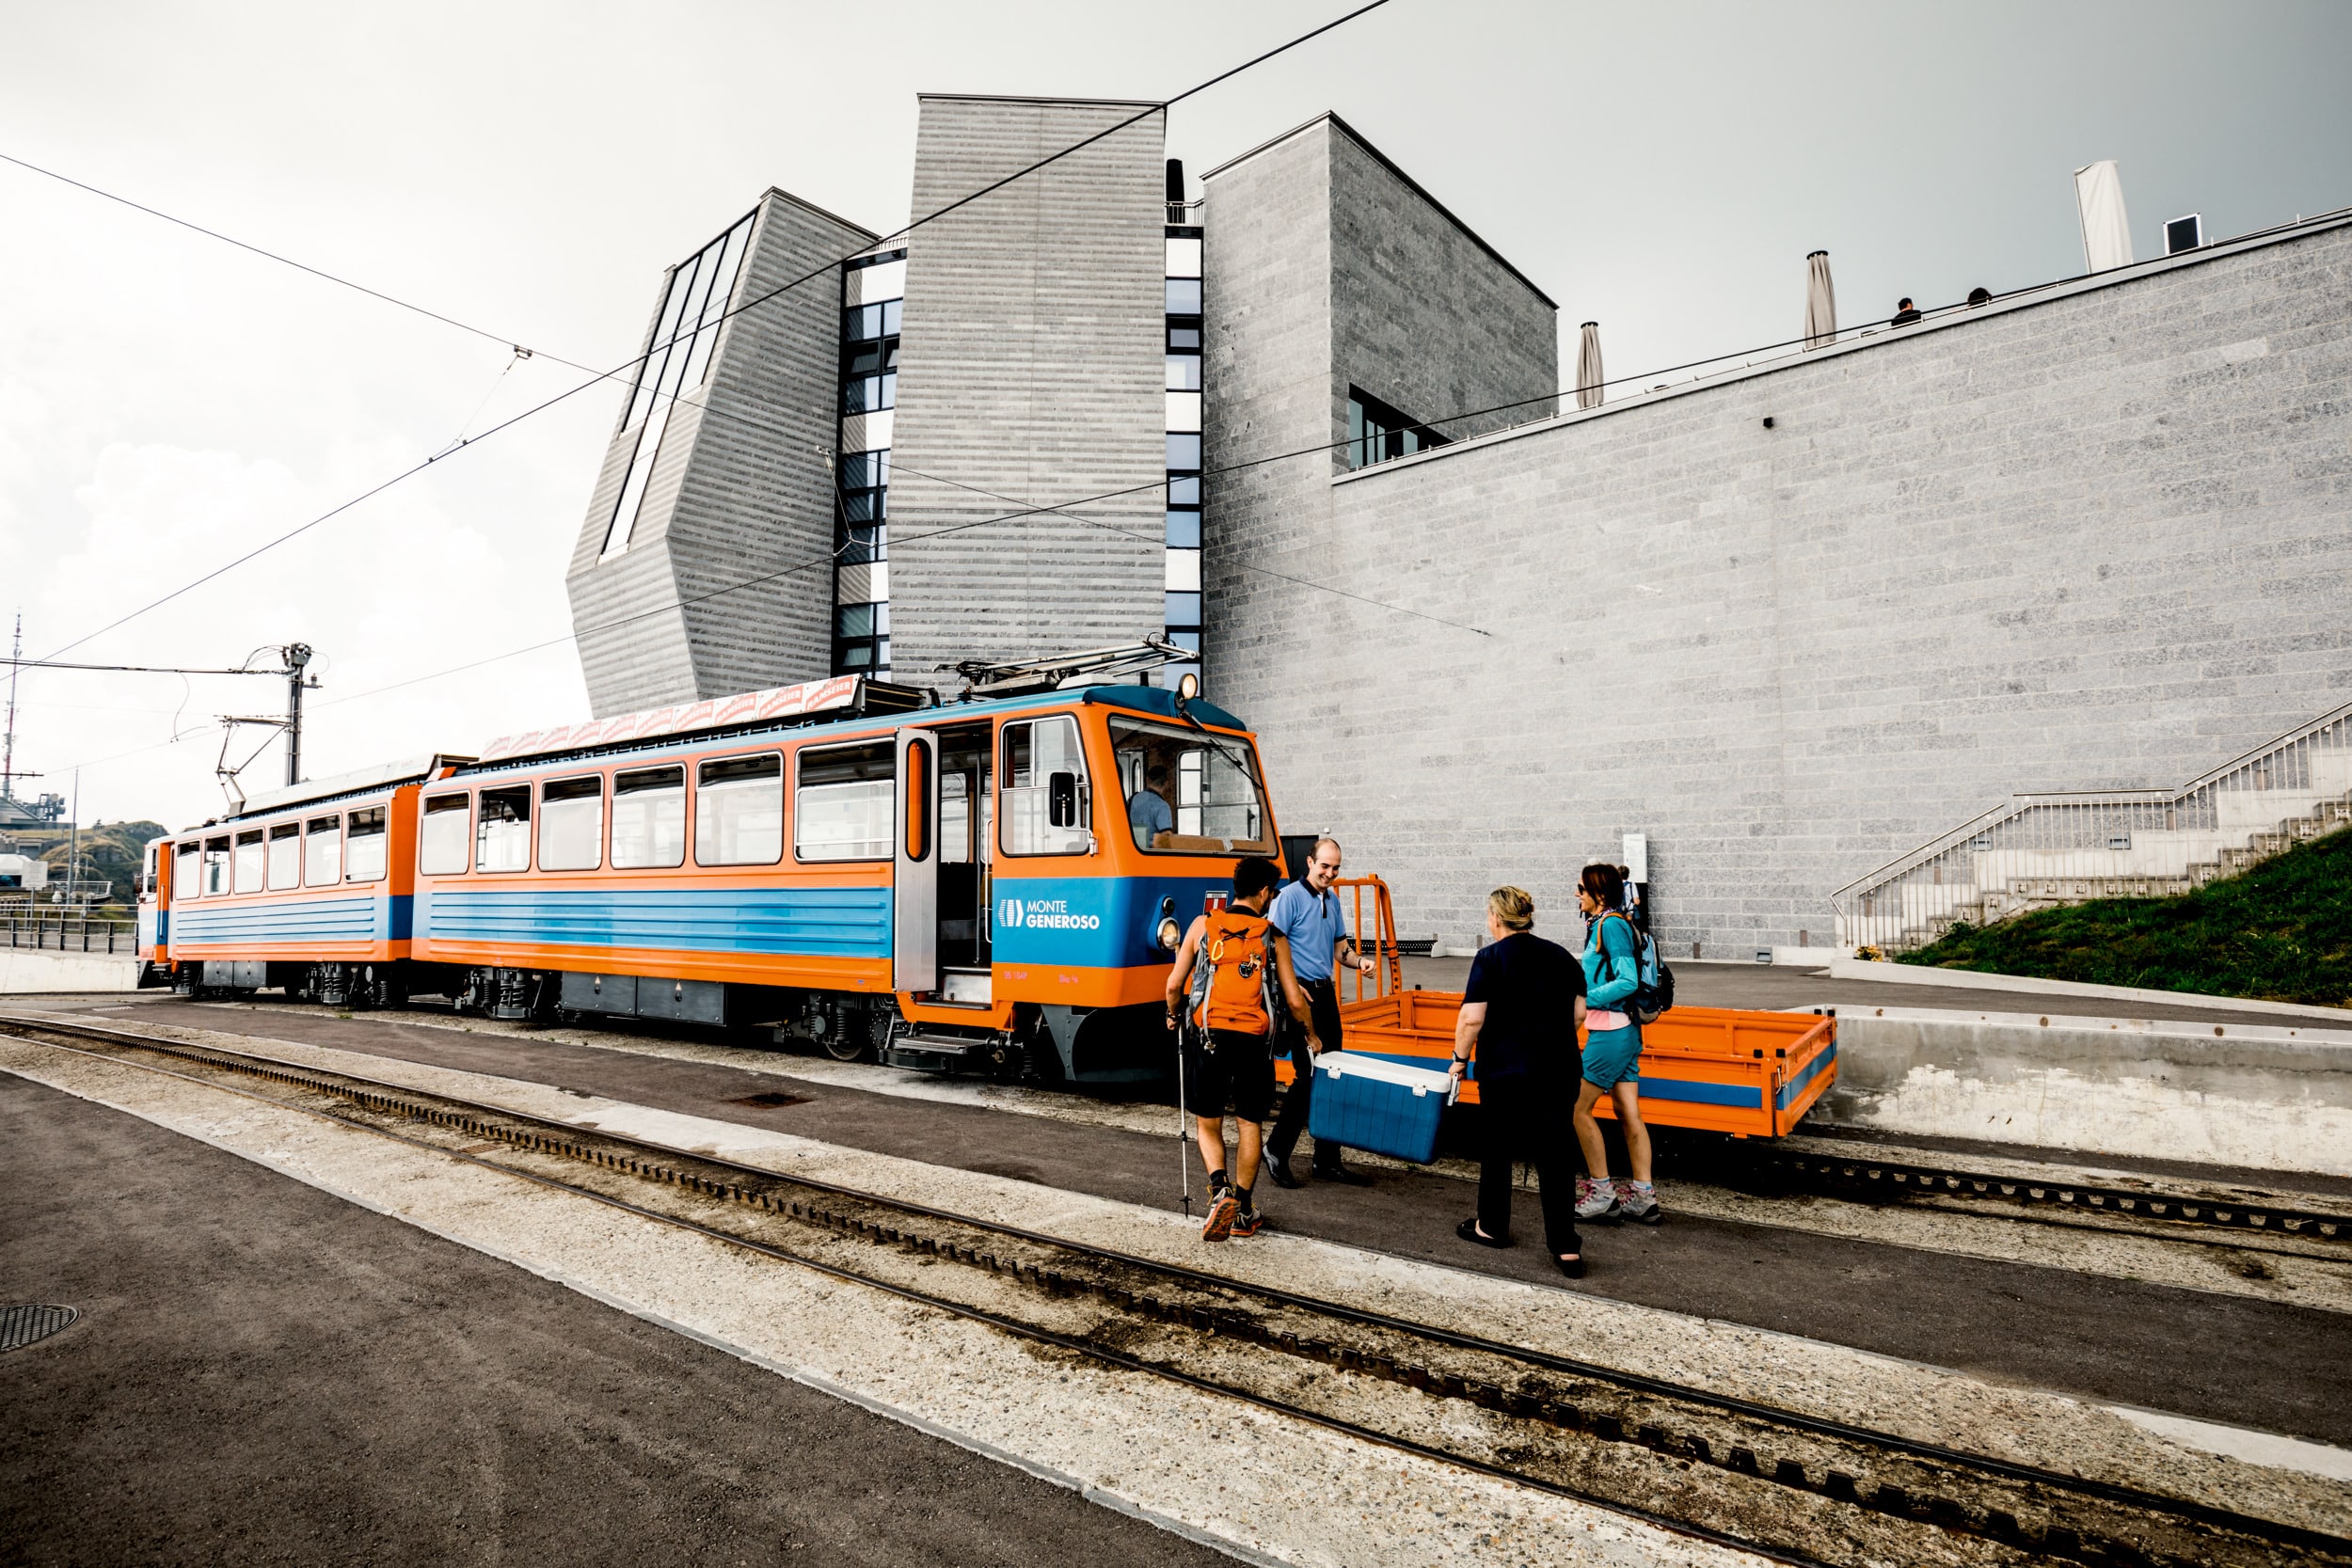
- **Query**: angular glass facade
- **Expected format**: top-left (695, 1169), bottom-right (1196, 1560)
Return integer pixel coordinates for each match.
top-left (600, 211), bottom-right (756, 560)
top-left (834, 249), bottom-right (905, 674)
top-left (1162, 225), bottom-right (1203, 689)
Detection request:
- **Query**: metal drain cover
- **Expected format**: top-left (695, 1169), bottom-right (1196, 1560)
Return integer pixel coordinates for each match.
top-left (2, 1305), bottom-right (80, 1352)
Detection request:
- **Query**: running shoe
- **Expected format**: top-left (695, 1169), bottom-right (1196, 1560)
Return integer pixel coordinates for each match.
top-left (1200, 1192), bottom-right (1241, 1242)
top-left (1616, 1180), bottom-right (1662, 1226)
top-left (1230, 1207), bottom-right (1263, 1239)
top-left (1575, 1175), bottom-right (1621, 1225)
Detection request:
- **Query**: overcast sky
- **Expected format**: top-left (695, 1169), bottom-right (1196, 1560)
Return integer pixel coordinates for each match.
top-left (4, 0), bottom-right (2348, 832)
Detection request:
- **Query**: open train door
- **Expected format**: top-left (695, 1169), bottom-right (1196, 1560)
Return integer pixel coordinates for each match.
top-left (893, 728), bottom-right (939, 993)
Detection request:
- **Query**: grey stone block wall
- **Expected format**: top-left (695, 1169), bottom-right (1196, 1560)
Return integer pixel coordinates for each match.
top-left (887, 95), bottom-right (1168, 686)
top-left (1210, 215), bottom-right (2352, 955)
top-left (566, 188), bottom-right (874, 717)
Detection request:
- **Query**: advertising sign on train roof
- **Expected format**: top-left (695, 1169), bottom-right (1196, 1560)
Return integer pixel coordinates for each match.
top-left (476, 675), bottom-right (866, 764)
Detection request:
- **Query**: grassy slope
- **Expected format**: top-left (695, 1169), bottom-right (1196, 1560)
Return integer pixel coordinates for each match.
top-left (1898, 826), bottom-right (2352, 1006)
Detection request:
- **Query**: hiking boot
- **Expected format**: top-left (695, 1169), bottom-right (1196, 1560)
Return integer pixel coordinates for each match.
top-left (1230, 1207), bottom-right (1263, 1238)
top-left (1616, 1180), bottom-right (1662, 1225)
top-left (1575, 1176), bottom-right (1622, 1225)
top-left (1200, 1192), bottom-right (1240, 1242)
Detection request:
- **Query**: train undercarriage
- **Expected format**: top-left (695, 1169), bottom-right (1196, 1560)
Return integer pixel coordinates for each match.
top-left (164, 958), bottom-right (1167, 1085)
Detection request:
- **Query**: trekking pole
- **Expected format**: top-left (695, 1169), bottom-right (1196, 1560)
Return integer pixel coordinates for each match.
top-left (1174, 1018), bottom-right (1194, 1218)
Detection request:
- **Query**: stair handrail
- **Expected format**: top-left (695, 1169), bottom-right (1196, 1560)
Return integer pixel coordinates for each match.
top-left (1831, 697), bottom-right (2352, 938)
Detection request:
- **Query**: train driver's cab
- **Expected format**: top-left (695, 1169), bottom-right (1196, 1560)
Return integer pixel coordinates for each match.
top-left (1108, 717), bottom-right (1274, 856)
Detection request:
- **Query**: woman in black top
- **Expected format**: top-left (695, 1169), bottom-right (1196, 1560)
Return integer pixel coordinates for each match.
top-left (1448, 885), bottom-right (1589, 1276)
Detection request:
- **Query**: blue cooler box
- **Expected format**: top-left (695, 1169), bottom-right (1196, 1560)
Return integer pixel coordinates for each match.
top-left (1307, 1052), bottom-right (1456, 1164)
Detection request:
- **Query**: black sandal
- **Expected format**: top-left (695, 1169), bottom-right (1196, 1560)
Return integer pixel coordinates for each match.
top-left (1455, 1218), bottom-right (1511, 1249)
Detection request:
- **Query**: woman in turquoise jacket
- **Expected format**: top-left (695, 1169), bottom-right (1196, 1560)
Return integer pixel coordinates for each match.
top-left (1573, 863), bottom-right (1660, 1225)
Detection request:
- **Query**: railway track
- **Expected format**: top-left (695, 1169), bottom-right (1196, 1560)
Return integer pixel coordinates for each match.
top-left (7, 1010), bottom-right (2348, 1568)
top-left (1745, 1142), bottom-right (2352, 1248)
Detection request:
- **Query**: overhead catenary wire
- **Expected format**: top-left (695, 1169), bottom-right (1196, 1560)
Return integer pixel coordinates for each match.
top-left (23, 0), bottom-right (1396, 669)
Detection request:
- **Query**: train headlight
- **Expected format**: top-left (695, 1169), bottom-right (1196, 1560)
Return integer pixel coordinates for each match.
top-left (1176, 672), bottom-right (1200, 702)
top-left (1156, 916), bottom-right (1183, 951)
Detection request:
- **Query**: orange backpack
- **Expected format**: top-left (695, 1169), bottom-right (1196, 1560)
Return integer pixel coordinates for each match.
top-left (1189, 910), bottom-right (1279, 1036)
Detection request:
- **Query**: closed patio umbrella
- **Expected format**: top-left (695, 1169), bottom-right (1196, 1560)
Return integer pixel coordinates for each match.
top-left (2074, 160), bottom-right (2133, 273)
top-left (1804, 250), bottom-right (1836, 349)
top-left (1575, 321), bottom-right (1603, 410)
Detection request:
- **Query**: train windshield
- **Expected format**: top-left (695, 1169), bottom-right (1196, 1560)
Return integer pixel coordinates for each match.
top-left (1106, 717), bottom-right (1273, 855)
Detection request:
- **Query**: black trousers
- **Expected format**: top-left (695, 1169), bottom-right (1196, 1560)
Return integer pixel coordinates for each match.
top-left (1476, 1075), bottom-right (1582, 1258)
top-left (1267, 978), bottom-right (1346, 1164)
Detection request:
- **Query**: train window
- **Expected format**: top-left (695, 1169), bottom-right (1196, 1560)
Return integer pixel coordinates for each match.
top-left (141, 842), bottom-right (159, 898)
top-left (233, 830), bottom-right (265, 894)
top-left (1001, 717), bottom-right (1090, 856)
top-left (420, 794), bottom-right (470, 876)
top-left (345, 806), bottom-right (388, 881)
top-left (476, 785), bottom-right (532, 873)
top-left (612, 766), bottom-right (686, 868)
top-left (695, 754), bottom-right (783, 865)
top-left (305, 816), bottom-right (342, 885)
top-left (202, 836), bottom-right (230, 895)
top-left (266, 822), bottom-right (301, 890)
top-left (795, 740), bottom-right (893, 862)
top-left (538, 776), bottom-right (604, 872)
top-left (174, 842), bottom-right (199, 902)
top-left (1107, 717), bottom-right (1274, 854)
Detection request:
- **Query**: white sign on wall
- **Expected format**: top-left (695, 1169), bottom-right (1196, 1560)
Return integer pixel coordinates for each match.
top-left (1621, 832), bottom-right (1648, 884)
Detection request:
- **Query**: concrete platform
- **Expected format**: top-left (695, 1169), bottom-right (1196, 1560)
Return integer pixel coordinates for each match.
top-left (27, 993), bottom-right (2352, 1451)
top-left (0, 1072), bottom-right (1235, 1568)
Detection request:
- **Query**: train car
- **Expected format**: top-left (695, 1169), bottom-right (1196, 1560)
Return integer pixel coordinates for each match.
top-left (1316, 877), bottom-right (1839, 1139)
top-left (162, 673), bottom-right (1281, 1084)
top-left (135, 838), bottom-right (167, 984)
top-left (156, 757), bottom-right (452, 1006)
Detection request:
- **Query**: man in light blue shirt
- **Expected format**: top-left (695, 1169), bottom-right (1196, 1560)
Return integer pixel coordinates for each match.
top-left (1127, 762), bottom-right (1174, 846)
top-left (1263, 836), bottom-right (1377, 1188)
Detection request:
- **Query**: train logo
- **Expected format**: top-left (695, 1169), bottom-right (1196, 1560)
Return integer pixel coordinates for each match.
top-left (997, 895), bottom-right (1101, 931)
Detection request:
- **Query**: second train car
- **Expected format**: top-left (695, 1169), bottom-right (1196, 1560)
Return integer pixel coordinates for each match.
top-left (150, 673), bottom-right (1279, 1083)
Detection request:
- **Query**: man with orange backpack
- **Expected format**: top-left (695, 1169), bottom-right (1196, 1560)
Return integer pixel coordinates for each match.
top-left (1165, 855), bottom-right (1319, 1241)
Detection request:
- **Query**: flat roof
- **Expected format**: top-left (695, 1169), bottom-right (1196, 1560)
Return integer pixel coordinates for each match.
top-left (1332, 204), bottom-right (2352, 487)
top-left (1202, 112), bottom-right (1556, 309)
top-left (915, 92), bottom-right (1163, 109)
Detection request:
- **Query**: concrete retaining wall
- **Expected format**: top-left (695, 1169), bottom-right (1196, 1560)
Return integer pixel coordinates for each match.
top-left (1815, 1008), bottom-right (2352, 1176)
top-left (0, 950), bottom-right (139, 994)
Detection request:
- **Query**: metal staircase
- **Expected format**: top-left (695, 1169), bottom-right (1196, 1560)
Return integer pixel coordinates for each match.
top-left (1834, 702), bottom-right (2352, 954)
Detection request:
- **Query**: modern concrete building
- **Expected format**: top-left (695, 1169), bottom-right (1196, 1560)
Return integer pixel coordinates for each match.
top-left (566, 99), bottom-right (1546, 718)
top-left (560, 90), bottom-right (2351, 955)
top-left (1211, 213), bottom-right (2352, 958)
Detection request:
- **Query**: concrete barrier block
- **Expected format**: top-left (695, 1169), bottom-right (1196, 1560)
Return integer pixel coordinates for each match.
top-left (1816, 1010), bottom-right (2352, 1176)
top-left (0, 951), bottom-right (140, 994)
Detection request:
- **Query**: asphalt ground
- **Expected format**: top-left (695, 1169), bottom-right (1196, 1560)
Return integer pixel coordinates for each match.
top-left (0, 1070), bottom-right (1236, 1568)
top-left (33, 993), bottom-right (2352, 1449)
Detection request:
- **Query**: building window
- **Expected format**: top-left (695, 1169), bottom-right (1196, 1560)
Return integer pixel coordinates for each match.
top-left (1345, 387), bottom-right (1449, 470)
top-left (599, 210), bottom-right (757, 561)
top-left (834, 601), bottom-right (889, 673)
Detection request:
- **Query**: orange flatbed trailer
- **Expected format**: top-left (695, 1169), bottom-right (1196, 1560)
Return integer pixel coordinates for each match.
top-left (1281, 878), bottom-right (1837, 1139)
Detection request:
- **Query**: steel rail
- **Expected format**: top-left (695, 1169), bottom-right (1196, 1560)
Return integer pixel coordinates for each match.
top-left (8, 1012), bottom-right (2346, 1568)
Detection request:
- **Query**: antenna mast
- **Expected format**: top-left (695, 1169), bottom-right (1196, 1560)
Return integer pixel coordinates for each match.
top-left (2, 610), bottom-right (19, 803)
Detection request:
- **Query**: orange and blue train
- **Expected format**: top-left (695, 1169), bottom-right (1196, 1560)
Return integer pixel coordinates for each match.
top-left (143, 674), bottom-right (1279, 1082)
